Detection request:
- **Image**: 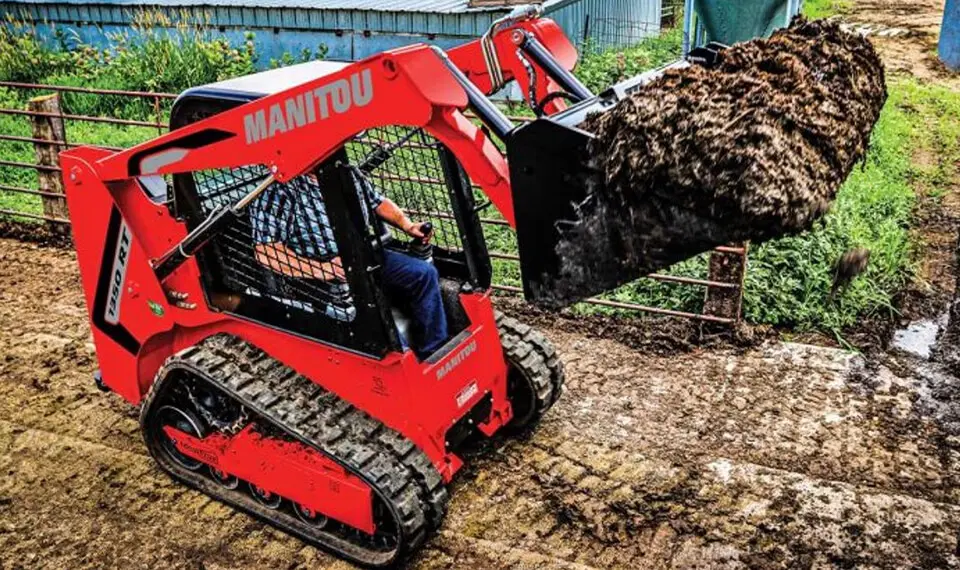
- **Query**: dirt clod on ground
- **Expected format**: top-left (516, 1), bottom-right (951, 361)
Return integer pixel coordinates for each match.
top-left (547, 18), bottom-right (887, 307)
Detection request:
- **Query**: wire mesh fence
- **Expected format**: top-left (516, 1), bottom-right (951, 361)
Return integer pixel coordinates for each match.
top-left (661, 0), bottom-right (685, 27)
top-left (0, 82), bottom-right (746, 324)
top-left (581, 18), bottom-right (665, 52)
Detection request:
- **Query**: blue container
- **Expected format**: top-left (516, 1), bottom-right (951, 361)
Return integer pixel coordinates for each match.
top-left (941, 0), bottom-right (960, 70)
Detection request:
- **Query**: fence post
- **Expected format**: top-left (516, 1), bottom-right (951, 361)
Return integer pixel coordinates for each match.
top-left (703, 244), bottom-right (748, 322)
top-left (27, 93), bottom-right (69, 233)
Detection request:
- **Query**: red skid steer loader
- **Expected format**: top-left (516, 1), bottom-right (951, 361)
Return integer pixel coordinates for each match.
top-left (61, 5), bottom-right (719, 566)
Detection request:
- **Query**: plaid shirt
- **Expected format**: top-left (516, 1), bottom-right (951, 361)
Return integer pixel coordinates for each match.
top-left (250, 169), bottom-right (384, 260)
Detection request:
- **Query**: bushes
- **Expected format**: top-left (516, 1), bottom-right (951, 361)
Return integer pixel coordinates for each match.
top-left (0, 13), bottom-right (257, 118)
top-left (0, 17), bottom-right (74, 83)
top-left (576, 28), bottom-right (684, 94)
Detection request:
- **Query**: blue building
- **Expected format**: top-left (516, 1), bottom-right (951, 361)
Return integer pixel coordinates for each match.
top-left (3, 0), bottom-right (663, 66)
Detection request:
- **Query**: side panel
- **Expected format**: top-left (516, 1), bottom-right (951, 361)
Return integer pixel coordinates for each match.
top-left (62, 150), bottom-right (179, 403)
top-left (60, 41), bottom-right (521, 479)
top-left (164, 291), bottom-right (511, 481)
top-left (167, 425), bottom-right (376, 533)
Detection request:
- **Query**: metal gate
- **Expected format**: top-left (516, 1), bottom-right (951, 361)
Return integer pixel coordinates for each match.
top-left (0, 81), bottom-right (747, 324)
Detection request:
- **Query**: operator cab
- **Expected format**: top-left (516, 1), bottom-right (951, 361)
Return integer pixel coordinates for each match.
top-left (167, 61), bottom-right (492, 358)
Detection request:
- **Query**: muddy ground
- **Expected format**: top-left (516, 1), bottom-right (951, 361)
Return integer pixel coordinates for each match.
top-left (844, 0), bottom-right (960, 337)
top-left (2, 232), bottom-right (960, 570)
top-left (3, 2), bottom-right (960, 569)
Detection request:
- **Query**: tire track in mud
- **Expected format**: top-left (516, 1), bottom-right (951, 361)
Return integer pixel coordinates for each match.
top-left (3, 237), bottom-right (960, 568)
top-left (549, 333), bottom-right (960, 506)
top-left (487, 431), bottom-right (959, 568)
top-left (0, 419), bottom-right (344, 570)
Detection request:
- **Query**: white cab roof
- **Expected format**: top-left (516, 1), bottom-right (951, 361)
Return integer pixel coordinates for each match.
top-left (205, 60), bottom-right (352, 96)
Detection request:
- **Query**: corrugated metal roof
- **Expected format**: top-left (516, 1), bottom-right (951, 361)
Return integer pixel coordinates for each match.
top-left (12, 0), bottom-right (515, 11)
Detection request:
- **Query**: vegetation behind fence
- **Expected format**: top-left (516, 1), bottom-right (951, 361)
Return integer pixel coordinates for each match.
top-left (1, 9), bottom-right (951, 338)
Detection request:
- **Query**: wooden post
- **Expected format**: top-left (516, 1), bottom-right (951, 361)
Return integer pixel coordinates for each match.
top-left (27, 93), bottom-right (69, 233)
top-left (703, 243), bottom-right (748, 322)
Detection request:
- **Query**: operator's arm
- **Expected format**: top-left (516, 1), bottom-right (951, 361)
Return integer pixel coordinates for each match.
top-left (354, 169), bottom-right (432, 242)
top-left (255, 242), bottom-right (346, 281)
top-left (374, 198), bottom-right (431, 241)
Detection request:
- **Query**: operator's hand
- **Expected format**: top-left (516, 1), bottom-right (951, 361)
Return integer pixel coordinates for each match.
top-left (404, 221), bottom-right (433, 244)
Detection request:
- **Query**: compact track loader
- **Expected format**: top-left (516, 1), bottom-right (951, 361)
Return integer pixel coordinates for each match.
top-left (61, 6), bottom-right (716, 566)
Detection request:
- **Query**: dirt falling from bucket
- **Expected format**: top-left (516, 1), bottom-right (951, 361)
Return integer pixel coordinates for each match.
top-left (546, 18), bottom-right (887, 307)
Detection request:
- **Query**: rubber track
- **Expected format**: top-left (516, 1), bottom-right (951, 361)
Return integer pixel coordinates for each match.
top-left (496, 311), bottom-right (565, 425)
top-left (140, 333), bottom-right (449, 567)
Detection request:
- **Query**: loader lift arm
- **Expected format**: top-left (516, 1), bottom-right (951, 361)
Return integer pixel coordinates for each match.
top-left (90, 13), bottom-right (592, 283)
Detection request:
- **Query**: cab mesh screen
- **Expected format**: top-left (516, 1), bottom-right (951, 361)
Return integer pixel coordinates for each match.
top-left (192, 165), bottom-right (355, 321)
top-left (346, 126), bottom-right (467, 254)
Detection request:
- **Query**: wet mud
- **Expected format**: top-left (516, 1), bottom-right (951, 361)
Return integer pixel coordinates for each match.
top-left (2, 238), bottom-right (960, 569)
top-left (547, 18), bottom-right (887, 307)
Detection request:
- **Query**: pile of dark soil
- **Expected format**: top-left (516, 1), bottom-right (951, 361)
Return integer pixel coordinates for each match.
top-left (548, 18), bottom-right (887, 306)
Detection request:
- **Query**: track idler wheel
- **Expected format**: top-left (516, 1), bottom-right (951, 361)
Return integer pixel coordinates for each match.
top-left (153, 405), bottom-right (207, 471)
top-left (210, 467), bottom-right (240, 489)
top-left (496, 312), bottom-right (565, 431)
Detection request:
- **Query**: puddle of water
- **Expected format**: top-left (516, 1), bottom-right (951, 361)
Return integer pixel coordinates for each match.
top-left (892, 309), bottom-right (951, 359)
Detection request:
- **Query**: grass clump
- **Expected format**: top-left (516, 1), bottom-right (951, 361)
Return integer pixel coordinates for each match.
top-left (802, 0), bottom-right (852, 19)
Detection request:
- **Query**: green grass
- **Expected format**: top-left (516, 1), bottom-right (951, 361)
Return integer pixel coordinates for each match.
top-left (0, 87), bottom-right (162, 216)
top-left (802, 0), bottom-right (852, 19)
top-left (576, 27), bottom-right (684, 94)
top-left (743, 79), bottom-right (959, 333)
top-left (1, 18), bottom-right (956, 338)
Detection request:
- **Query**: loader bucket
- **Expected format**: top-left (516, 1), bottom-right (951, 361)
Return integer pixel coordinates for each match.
top-left (508, 113), bottom-right (707, 310)
top-left (507, 62), bottom-right (717, 309)
top-left (508, 18), bottom-right (886, 309)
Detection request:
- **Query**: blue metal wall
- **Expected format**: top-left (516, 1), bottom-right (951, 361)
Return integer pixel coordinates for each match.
top-left (546, 0), bottom-right (662, 49)
top-left (1, 2), bottom-right (504, 63)
top-left (2, 0), bottom-right (663, 67)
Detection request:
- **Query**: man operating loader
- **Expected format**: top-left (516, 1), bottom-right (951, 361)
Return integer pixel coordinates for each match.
top-left (250, 169), bottom-right (449, 357)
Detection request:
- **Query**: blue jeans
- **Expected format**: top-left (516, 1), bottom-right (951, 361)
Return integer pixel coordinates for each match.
top-left (381, 249), bottom-right (449, 356)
